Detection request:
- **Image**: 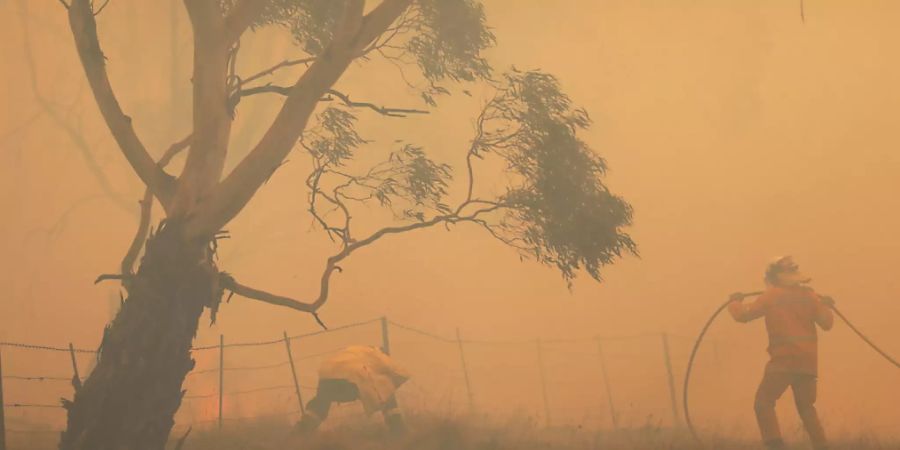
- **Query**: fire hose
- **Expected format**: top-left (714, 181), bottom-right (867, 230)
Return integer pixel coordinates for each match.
top-left (683, 292), bottom-right (900, 446)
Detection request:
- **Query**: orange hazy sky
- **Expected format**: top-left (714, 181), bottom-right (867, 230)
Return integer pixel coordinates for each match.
top-left (0, 0), bottom-right (898, 438)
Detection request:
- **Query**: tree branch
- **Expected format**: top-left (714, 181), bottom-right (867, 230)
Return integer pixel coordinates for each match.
top-left (66, 0), bottom-right (176, 208)
top-left (239, 56), bottom-right (317, 90)
top-left (332, 0), bottom-right (365, 49)
top-left (357, 9), bottom-right (417, 58)
top-left (353, 0), bottom-right (415, 53)
top-left (17, 0), bottom-right (137, 215)
top-left (225, 110), bottom-right (517, 320)
top-left (324, 89), bottom-right (428, 117)
top-left (183, 0), bottom-right (224, 33)
top-left (174, 427), bottom-right (192, 450)
top-left (92, 0), bottom-right (110, 16)
top-left (119, 188), bottom-right (152, 280)
top-left (185, 0), bottom-right (414, 238)
top-left (173, 0), bottom-right (232, 217)
top-left (158, 134), bottom-right (193, 168)
top-left (223, 0), bottom-right (268, 44)
top-left (219, 219), bottom-right (455, 320)
top-left (222, 206), bottom-right (505, 319)
top-left (305, 161), bottom-right (350, 244)
top-left (221, 255), bottom-right (342, 316)
top-left (235, 84), bottom-right (427, 117)
top-left (233, 83), bottom-right (291, 99)
top-left (120, 135), bottom-right (192, 281)
top-left (461, 100), bottom-right (492, 206)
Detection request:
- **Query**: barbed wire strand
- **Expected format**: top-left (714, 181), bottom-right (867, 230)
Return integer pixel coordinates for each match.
top-left (0, 342), bottom-right (96, 353)
top-left (191, 336), bottom-right (282, 351)
top-left (187, 361), bottom-right (290, 377)
top-left (3, 375), bottom-right (70, 382)
top-left (183, 393), bottom-right (216, 400)
top-left (187, 348), bottom-right (343, 378)
top-left (0, 319), bottom-right (688, 359)
top-left (0, 318), bottom-right (717, 437)
top-left (225, 361), bottom-right (290, 372)
top-left (190, 318), bottom-right (381, 351)
top-left (178, 409), bottom-right (302, 426)
top-left (4, 403), bottom-right (61, 409)
top-left (296, 347), bottom-right (344, 361)
top-left (227, 385), bottom-right (294, 396)
top-left (184, 384), bottom-right (305, 401)
top-left (5, 428), bottom-right (62, 434)
top-left (287, 317), bottom-right (381, 341)
top-left (387, 321), bottom-right (456, 343)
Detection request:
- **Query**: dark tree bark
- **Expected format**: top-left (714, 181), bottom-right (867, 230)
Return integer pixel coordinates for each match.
top-left (59, 222), bottom-right (221, 450)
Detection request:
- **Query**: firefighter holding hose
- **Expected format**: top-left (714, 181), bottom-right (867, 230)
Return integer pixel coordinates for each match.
top-left (729, 256), bottom-right (835, 450)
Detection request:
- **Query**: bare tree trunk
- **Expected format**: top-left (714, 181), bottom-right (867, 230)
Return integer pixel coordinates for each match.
top-left (60, 222), bottom-right (222, 450)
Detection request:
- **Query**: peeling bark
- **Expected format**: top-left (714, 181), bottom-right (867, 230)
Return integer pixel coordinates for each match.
top-left (60, 222), bottom-right (221, 450)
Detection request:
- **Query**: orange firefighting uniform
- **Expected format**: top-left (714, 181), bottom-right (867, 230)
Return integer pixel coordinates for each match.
top-left (729, 285), bottom-right (833, 449)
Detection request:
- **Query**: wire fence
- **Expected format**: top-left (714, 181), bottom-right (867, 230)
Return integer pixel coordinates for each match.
top-left (0, 316), bottom-right (743, 445)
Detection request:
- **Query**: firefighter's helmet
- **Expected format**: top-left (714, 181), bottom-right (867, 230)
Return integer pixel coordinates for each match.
top-left (764, 256), bottom-right (811, 286)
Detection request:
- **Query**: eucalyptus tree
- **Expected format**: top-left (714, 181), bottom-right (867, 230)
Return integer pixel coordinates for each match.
top-left (58, 0), bottom-right (636, 448)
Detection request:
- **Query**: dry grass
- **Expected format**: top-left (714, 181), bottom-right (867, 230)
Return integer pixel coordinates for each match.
top-left (6, 414), bottom-right (894, 449)
top-left (175, 414), bottom-right (896, 450)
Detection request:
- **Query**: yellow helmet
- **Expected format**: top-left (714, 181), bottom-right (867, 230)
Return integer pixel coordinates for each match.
top-left (764, 256), bottom-right (811, 286)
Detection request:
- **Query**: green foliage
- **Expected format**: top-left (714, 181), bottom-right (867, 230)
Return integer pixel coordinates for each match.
top-left (380, 144), bottom-right (453, 219)
top-left (226, 0), bottom-right (494, 104)
top-left (226, 0), bottom-right (343, 55)
top-left (303, 107), bottom-right (365, 166)
top-left (304, 108), bottom-right (452, 229)
top-left (238, 3), bottom-right (633, 282)
top-left (407, 0), bottom-right (495, 105)
top-left (333, 142), bottom-right (453, 220)
top-left (408, 0), bottom-right (494, 82)
top-left (479, 69), bottom-right (637, 282)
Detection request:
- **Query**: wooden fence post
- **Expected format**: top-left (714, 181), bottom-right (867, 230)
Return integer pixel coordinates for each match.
top-left (380, 317), bottom-right (391, 355)
top-left (455, 328), bottom-right (475, 412)
top-left (0, 351), bottom-right (7, 450)
top-left (283, 332), bottom-right (305, 415)
top-left (660, 332), bottom-right (681, 426)
top-left (596, 338), bottom-right (619, 429)
top-left (218, 334), bottom-right (224, 430)
top-left (68, 343), bottom-right (82, 391)
top-left (535, 338), bottom-right (551, 427)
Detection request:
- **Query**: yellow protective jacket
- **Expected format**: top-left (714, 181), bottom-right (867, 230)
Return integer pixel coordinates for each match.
top-left (318, 346), bottom-right (410, 414)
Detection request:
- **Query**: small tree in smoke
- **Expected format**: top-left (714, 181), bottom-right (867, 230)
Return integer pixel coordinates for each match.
top-left (56, 0), bottom-right (636, 448)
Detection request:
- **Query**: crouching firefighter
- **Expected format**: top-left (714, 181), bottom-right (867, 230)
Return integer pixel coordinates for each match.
top-left (729, 256), bottom-right (835, 450)
top-left (296, 345), bottom-right (410, 435)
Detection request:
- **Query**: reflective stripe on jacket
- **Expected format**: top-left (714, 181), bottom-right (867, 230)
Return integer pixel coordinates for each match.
top-left (729, 285), bottom-right (833, 375)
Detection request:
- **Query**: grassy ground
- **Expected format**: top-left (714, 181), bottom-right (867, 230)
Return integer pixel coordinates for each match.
top-left (177, 415), bottom-right (895, 450)
top-left (7, 414), bottom-right (894, 449)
